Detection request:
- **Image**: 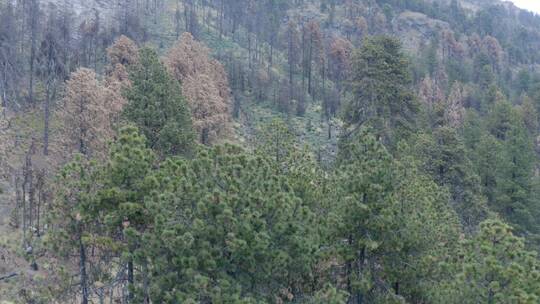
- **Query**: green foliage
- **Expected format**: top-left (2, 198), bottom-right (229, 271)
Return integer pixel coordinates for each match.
top-left (408, 127), bottom-right (488, 228)
top-left (255, 118), bottom-right (297, 163)
top-left (47, 155), bottom-right (99, 258)
top-left (124, 47), bottom-right (195, 157)
top-left (431, 219), bottom-right (540, 303)
top-left (309, 284), bottom-right (348, 304)
top-left (45, 155), bottom-right (104, 302)
top-left (331, 128), bottom-right (461, 303)
top-left (344, 36), bottom-right (418, 144)
top-left (141, 144), bottom-right (321, 303)
top-left (98, 125), bottom-right (155, 230)
top-left (484, 100), bottom-right (539, 234)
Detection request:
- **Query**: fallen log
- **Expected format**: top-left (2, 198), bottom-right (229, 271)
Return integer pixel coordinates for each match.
top-left (0, 272), bottom-right (17, 281)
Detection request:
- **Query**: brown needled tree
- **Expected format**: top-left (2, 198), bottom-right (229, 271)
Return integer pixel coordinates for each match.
top-left (165, 32), bottom-right (232, 145)
top-left (58, 68), bottom-right (122, 160)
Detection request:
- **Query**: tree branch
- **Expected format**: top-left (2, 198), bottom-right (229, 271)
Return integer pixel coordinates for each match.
top-left (0, 272), bottom-right (17, 281)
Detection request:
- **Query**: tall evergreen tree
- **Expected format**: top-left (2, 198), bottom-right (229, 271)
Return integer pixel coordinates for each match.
top-left (124, 47), bottom-right (195, 157)
top-left (141, 144), bottom-right (321, 303)
top-left (333, 128), bottom-right (460, 303)
top-left (344, 36), bottom-right (418, 144)
top-left (97, 126), bottom-right (155, 302)
top-left (431, 219), bottom-right (540, 303)
top-left (411, 127), bottom-right (488, 228)
top-left (482, 100), bottom-right (540, 234)
top-left (47, 156), bottom-right (102, 304)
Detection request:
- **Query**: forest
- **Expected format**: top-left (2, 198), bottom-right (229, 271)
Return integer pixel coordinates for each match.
top-left (1, 0), bottom-right (540, 303)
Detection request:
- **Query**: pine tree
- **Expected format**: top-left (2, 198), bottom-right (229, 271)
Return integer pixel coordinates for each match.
top-left (344, 36), bottom-right (418, 144)
top-left (106, 35), bottom-right (139, 67)
top-left (141, 144), bottom-right (320, 303)
top-left (58, 68), bottom-right (119, 160)
top-left (164, 33), bottom-right (232, 145)
top-left (97, 125), bottom-right (156, 302)
top-left (483, 99), bottom-right (539, 234)
top-left (46, 156), bottom-right (101, 304)
top-left (124, 47), bottom-right (195, 157)
top-left (412, 127), bottom-right (488, 228)
top-left (332, 128), bottom-right (461, 303)
top-left (387, 150), bottom-right (461, 302)
top-left (519, 94), bottom-right (538, 135)
top-left (336, 128), bottom-right (385, 301)
top-left (432, 219), bottom-right (540, 303)
top-left (497, 116), bottom-right (537, 233)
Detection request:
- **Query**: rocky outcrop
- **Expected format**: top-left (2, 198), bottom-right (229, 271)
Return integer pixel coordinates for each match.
top-left (393, 11), bottom-right (451, 54)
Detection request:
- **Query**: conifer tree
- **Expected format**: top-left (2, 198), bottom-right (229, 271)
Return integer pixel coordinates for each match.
top-left (59, 68), bottom-right (118, 160)
top-left (334, 131), bottom-right (401, 300)
top-left (432, 219), bottom-right (540, 303)
top-left (412, 127), bottom-right (489, 228)
top-left (124, 47), bottom-right (195, 157)
top-left (332, 128), bottom-right (461, 303)
top-left (47, 156), bottom-right (101, 304)
top-left (96, 125), bottom-right (156, 302)
top-left (483, 100), bottom-right (539, 234)
top-left (344, 36), bottom-right (418, 144)
top-left (141, 144), bottom-right (320, 303)
top-left (164, 32), bottom-right (232, 145)
top-left (106, 35), bottom-right (139, 67)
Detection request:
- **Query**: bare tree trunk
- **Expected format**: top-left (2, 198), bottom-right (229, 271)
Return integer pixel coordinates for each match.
top-left (43, 83), bottom-right (51, 155)
top-left (36, 171), bottom-right (43, 237)
top-left (79, 229), bottom-right (89, 304)
top-left (308, 36), bottom-right (313, 95)
top-left (27, 163), bottom-right (34, 231)
top-left (219, 0), bottom-right (224, 39)
top-left (14, 176), bottom-right (22, 229)
top-left (22, 173), bottom-right (27, 245)
top-left (28, 0), bottom-right (39, 104)
top-left (29, 41), bottom-right (35, 103)
top-left (142, 260), bottom-right (150, 304)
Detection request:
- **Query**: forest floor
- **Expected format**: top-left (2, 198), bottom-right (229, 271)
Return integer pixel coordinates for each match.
top-left (0, 108), bottom-right (56, 303)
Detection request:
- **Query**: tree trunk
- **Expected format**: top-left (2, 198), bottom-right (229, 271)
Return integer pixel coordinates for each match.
top-left (29, 33), bottom-right (36, 104)
top-left (43, 83), bottom-right (50, 155)
top-left (308, 37), bottom-right (313, 95)
top-left (142, 260), bottom-right (150, 303)
top-left (346, 235), bottom-right (353, 303)
top-left (128, 259), bottom-right (134, 302)
top-left (79, 229), bottom-right (89, 304)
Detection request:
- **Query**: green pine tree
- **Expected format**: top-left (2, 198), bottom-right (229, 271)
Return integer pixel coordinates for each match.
top-left (97, 125), bottom-right (156, 302)
top-left (332, 128), bottom-right (461, 303)
top-left (46, 156), bottom-right (102, 304)
top-left (410, 127), bottom-right (488, 228)
top-left (141, 144), bottom-right (321, 303)
top-left (124, 47), bottom-right (195, 157)
top-left (344, 36), bottom-right (419, 145)
top-left (431, 219), bottom-right (540, 303)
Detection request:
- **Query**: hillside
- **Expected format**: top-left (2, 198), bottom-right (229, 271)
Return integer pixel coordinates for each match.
top-left (2, 0), bottom-right (540, 303)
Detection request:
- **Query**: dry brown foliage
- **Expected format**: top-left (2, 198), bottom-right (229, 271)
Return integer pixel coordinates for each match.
top-left (164, 32), bottom-right (232, 145)
top-left (482, 35), bottom-right (503, 69)
top-left (418, 76), bottom-right (444, 106)
top-left (100, 37), bottom-right (137, 137)
top-left (106, 35), bottom-right (139, 67)
top-left (329, 37), bottom-right (353, 86)
top-left (356, 16), bottom-right (368, 39)
top-left (442, 30), bottom-right (465, 59)
top-left (57, 68), bottom-right (123, 160)
top-left (0, 107), bottom-right (12, 178)
top-left (444, 82), bottom-right (469, 128)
